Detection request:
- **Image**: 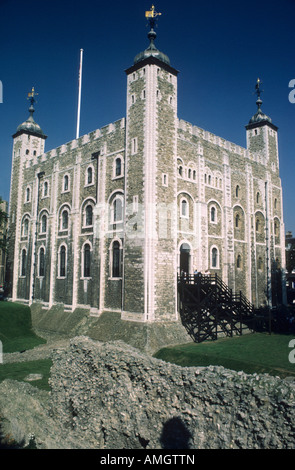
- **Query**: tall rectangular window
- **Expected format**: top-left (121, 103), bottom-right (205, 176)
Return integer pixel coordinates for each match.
top-left (60, 246), bottom-right (66, 277)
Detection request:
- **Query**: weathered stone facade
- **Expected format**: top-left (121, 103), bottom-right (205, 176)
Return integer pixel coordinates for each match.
top-left (6, 20), bottom-right (286, 322)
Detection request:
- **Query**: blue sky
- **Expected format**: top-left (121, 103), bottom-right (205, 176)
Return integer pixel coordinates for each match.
top-left (0, 0), bottom-right (294, 234)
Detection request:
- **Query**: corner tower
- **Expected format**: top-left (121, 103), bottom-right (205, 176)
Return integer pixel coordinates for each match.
top-left (245, 79), bottom-right (285, 307)
top-left (7, 88), bottom-right (47, 301)
top-left (123, 6), bottom-right (179, 322)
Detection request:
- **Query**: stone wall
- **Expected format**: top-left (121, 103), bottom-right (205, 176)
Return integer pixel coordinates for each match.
top-left (0, 336), bottom-right (294, 449)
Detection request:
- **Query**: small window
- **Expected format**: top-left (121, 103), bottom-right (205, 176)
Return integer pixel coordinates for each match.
top-left (256, 218), bottom-right (260, 232)
top-left (237, 254), bottom-right (242, 269)
top-left (83, 243), bottom-right (91, 278)
top-left (179, 166), bottom-right (183, 177)
top-left (131, 138), bottom-right (138, 155)
top-left (61, 209), bottom-right (69, 230)
top-left (235, 185), bottom-right (240, 197)
top-left (211, 247), bottom-right (218, 269)
top-left (85, 205), bottom-right (93, 227)
top-left (87, 167), bottom-right (93, 185)
top-left (162, 174), bottom-right (168, 187)
top-left (43, 181), bottom-right (48, 197)
top-left (22, 218), bottom-right (29, 237)
top-left (59, 245), bottom-right (66, 277)
top-left (112, 241), bottom-right (122, 278)
top-left (115, 157), bottom-right (122, 177)
top-left (256, 192), bottom-right (260, 204)
top-left (181, 199), bottom-right (188, 218)
top-left (21, 249), bottom-right (27, 276)
top-left (63, 175), bottom-right (69, 191)
top-left (26, 187), bottom-right (31, 202)
top-left (235, 213), bottom-right (240, 228)
top-left (41, 214), bottom-right (47, 233)
top-left (210, 206), bottom-right (216, 223)
top-left (258, 256), bottom-right (263, 271)
top-left (39, 247), bottom-right (45, 277)
top-left (112, 197), bottom-right (123, 224)
top-left (274, 198), bottom-right (277, 210)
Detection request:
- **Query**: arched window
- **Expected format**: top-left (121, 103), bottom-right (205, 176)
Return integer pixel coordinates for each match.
top-left (41, 214), bottom-right (47, 233)
top-left (21, 249), bottom-right (27, 276)
top-left (39, 247), bottom-right (45, 277)
top-left (85, 204), bottom-right (93, 227)
top-left (256, 192), bottom-right (260, 204)
top-left (256, 218), bottom-right (260, 232)
top-left (83, 243), bottom-right (91, 278)
top-left (211, 247), bottom-right (219, 269)
top-left (61, 209), bottom-right (69, 230)
top-left (43, 181), bottom-right (48, 197)
top-left (237, 254), bottom-right (242, 269)
top-left (235, 185), bottom-right (240, 197)
top-left (210, 206), bottom-right (216, 223)
top-left (22, 218), bottom-right (29, 237)
top-left (179, 166), bottom-right (183, 177)
top-left (193, 170), bottom-right (196, 180)
top-left (208, 175), bottom-right (211, 185)
top-left (181, 199), bottom-right (188, 218)
top-left (258, 256), bottom-right (263, 271)
top-left (235, 213), bottom-right (240, 228)
top-left (112, 240), bottom-right (122, 278)
top-left (87, 166), bottom-right (93, 185)
top-left (59, 245), bottom-right (66, 277)
top-left (26, 187), bottom-right (30, 202)
top-left (63, 174), bottom-right (69, 192)
top-left (274, 198), bottom-right (277, 210)
top-left (113, 197), bottom-right (123, 223)
top-left (115, 157), bottom-right (122, 177)
top-left (188, 168), bottom-right (192, 179)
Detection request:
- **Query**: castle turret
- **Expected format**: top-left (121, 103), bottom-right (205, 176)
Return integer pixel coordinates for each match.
top-left (245, 79), bottom-right (285, 307)
top-left (7, 88), bottom-right (47, 301)
top-left (123, 6), bottom-right (179, 322)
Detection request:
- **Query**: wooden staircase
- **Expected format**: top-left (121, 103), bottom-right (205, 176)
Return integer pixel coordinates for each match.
top-left (178, 273), bottom-right (256, 343)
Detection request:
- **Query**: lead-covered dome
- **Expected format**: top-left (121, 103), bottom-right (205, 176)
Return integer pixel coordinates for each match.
top-left (134, 28), bottom-right (170, 66)
top-left (13, 88), bottom-right (47, 139)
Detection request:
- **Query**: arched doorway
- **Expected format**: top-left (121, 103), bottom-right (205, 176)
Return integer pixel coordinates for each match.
top-left (179, 243), bottom-right (191, 275)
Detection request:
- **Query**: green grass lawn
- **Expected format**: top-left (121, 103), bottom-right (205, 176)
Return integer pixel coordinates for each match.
top-left (0, 301), bottom-right (49, 390)
top-left (0, 301), bottom-right (46, 353)
top-left (154, 332), bottom-right (295, 379)
top-left (0, 359), bottom-right (52, 391)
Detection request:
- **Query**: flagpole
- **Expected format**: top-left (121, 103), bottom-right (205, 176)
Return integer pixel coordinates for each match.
top-left (76, 48), bottom-right (83, 139)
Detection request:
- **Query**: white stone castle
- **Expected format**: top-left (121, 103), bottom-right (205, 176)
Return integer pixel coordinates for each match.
top-left (6, 7), bottom-right (286, 323)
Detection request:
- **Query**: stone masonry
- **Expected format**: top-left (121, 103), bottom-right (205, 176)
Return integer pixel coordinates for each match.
top-left (6, 11), bottom-right (286, 325)
top-left (0, 336), bottom-right (294, 449)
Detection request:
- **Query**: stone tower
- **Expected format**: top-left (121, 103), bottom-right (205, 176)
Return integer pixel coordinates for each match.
top-left (7, 88), bottom-right (47, 302)
top-left (122, 7), bottom-right (179, 322)
top-left (245, 79), bottom-right (285, 307)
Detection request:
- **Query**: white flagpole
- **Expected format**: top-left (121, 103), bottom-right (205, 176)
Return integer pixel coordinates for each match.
top-left (76, 48), bottom-right (83, 139)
